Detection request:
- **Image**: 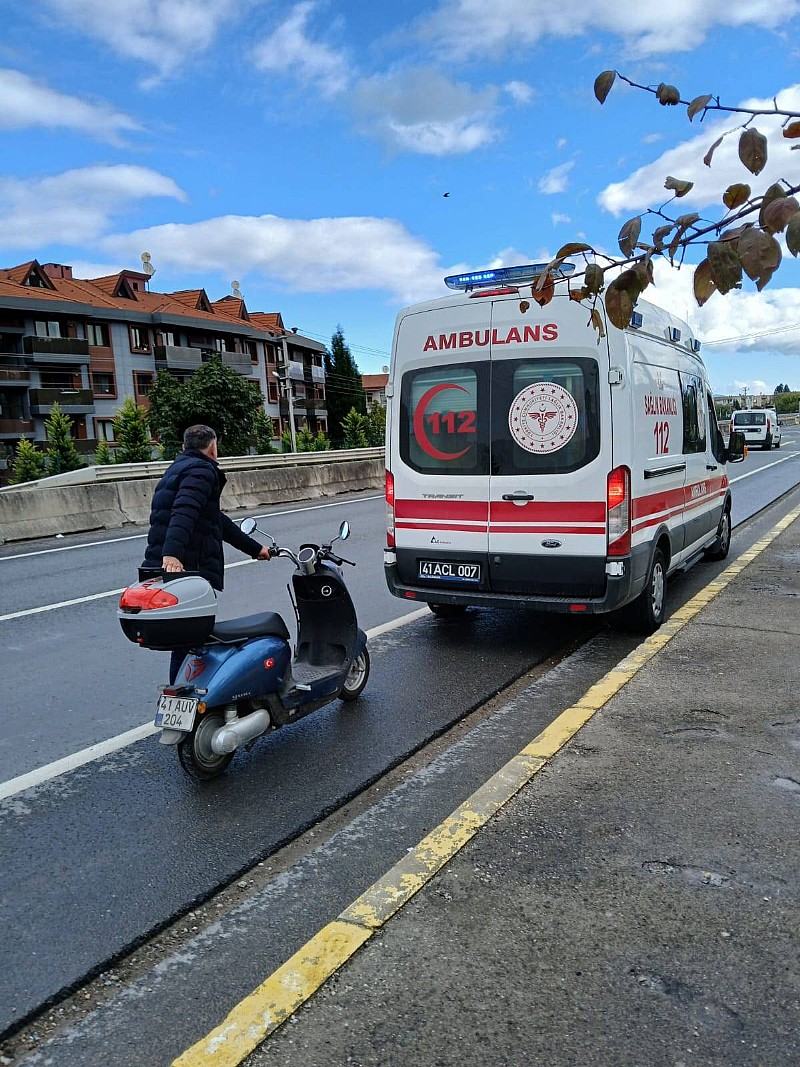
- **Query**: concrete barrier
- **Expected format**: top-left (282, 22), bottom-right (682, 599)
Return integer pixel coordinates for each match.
top-left (0, 457), bottom-right (385, 545)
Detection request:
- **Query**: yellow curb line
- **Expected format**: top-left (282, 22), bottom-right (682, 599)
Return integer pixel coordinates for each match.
top-left (174, 504), bottom-right (800, 1067)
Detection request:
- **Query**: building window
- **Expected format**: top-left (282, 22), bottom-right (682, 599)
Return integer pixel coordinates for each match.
top-left (86, 323), bottom-right (109, 347)
top-left (268, 383), bottom-right (279, 403)
top-left (91, 372), bottom-right (116, 396)
top-left (134, 372), bottom-right (154, 398)
top-left (39, 366), bottom-right (80, 389)
top-left (34, 320), bottom-right (61, 338)
top-left (248, 341), bottom-right (258, 364)
top-left (157, 330), bottom-right (175, 347)
top-left (129, 326), bottom-right (151, 353)
top-left (94, 419), bottom-right (116, 442)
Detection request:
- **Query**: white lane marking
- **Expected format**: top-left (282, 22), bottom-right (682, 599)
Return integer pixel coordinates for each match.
top-left (1, 588), bottom-right (127, 622)
top-left (0, 494), bottom-right (383, 561)
top-left (729, 451), bottom-right (800, 483)
top-left (0, 609), bottom-right (429, 801)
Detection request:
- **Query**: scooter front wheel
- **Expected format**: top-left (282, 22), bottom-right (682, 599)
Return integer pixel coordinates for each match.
top-left (339, 649), bottom-right (370, 702)
top-left (177, 712), bottom-right (234, 781)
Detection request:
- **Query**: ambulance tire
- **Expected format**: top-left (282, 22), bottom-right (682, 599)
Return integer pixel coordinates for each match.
top-left (704, 507), bottom-right (731, 561)
top-left (621, 547), bottom-right (667, 635)
top-left (428, 603), bottom-right (469, 619)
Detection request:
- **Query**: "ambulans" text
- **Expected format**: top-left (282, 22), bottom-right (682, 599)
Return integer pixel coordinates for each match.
top-left (423, 324), bottom-right (558, 352)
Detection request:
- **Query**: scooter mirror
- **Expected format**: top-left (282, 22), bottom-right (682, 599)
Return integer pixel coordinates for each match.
top-left (240, 517), bottom-right (257, 535)
top-left (338, 520), bottom-right (350, 542)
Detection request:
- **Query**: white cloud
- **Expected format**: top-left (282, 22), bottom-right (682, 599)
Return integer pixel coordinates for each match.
top-left (0, 69), bottom-right (140, 142)
top-left (0, 165), bottom-right (185, 247)
top-left (539, 160), bottom-right (574, 194)
top-left (551, 212), bottom-right (572, 225)
top-left (416, 0), bottom-right (800, 60)
top-left (600, 85), bottom-right (800, 216)
top-left (102, 213), bottom-right (446, 303)
top-left (251, 2), bottom-right (350, 99)
top-left (46, 0), bottom-right (240, 83)
top-left (504, 80), bottom-right (534, 104)
top-left (642, 133), bottom-right (663, 145)
top-left (557, 138), bottom-right (568, 150)
top-left (354, 68), bottom-right (498, 156)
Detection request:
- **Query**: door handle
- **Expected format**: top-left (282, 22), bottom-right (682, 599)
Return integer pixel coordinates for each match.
top-left (706, 464), bottom-right (718, 471)
top-left (502, 493), bottom-right (535, 501)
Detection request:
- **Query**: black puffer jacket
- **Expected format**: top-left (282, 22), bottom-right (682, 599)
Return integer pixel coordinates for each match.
top-left (141, 449), bottom-right (262, 590)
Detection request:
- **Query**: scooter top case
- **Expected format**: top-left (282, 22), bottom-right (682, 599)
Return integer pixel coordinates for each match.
top-left (118, 574), bottom-right (218, 651)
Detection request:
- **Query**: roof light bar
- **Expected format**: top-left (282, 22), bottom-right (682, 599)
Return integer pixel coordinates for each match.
top-left (444, 262), bottom-right (576, 291)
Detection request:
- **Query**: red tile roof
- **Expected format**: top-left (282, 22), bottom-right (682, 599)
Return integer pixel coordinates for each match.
top-left (362, 373), bottom-right (388, 390)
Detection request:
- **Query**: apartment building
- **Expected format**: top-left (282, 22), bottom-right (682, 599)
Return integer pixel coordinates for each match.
top-left (0, 260), bottom-right (328, 476)
top-left (362, 371), bottom-right (389, 409)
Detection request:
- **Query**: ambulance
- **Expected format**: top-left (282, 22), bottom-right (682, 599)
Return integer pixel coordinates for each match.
top-left (383, 263), bottom-right (746, 633)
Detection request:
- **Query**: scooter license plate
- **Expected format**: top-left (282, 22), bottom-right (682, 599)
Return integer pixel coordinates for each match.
top-left (155, 695), bottom-right (198, 732)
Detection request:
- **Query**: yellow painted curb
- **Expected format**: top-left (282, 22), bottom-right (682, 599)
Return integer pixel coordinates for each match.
top-left (173, 921), bottom-right (372, 1067)
top-left (173, 503), bottom-right (800, 1067)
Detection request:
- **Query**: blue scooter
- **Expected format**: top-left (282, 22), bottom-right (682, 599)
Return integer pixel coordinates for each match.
top-left (121, 519), bottom-right (369, 779)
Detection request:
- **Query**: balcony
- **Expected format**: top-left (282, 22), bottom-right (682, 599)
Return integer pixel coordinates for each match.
top-left (0, 418), bottom-right (34, 437)
top-left (29, 388), bottom-right (95, 415)
top-left (23, 336), bottom-right (90, 363)
top-left (0, 360), bottom-right (30, 386)
top-left (310, 364), bottom-right (325, 384)
top-left (154, 344), bottom-right (204, 371)
top-left (221, 351), bottom-right (253, 376)
top-left (277, 359), bottom-right (306, 382)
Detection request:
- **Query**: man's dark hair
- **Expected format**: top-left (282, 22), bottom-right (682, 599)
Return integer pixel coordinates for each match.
top-left (183, 425), bottom-right (217, 452)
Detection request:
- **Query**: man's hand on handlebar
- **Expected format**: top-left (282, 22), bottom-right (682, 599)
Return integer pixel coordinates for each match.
top-left (256, 546), bottom-right (272, 561)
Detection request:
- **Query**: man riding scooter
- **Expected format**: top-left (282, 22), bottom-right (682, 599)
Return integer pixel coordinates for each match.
top-left (140, 424), bottom-right (271, 682)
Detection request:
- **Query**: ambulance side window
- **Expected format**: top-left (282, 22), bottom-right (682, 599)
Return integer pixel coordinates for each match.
top-left (680, 373), bottom-right (706, 454)
top-left (399, 364), bottom-right (489, 475)
top-left (707, 392), bottom-right (726, 462)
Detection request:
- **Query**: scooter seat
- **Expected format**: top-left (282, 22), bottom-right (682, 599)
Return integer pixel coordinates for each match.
top-left (212, 612), bottom-right (290, 643)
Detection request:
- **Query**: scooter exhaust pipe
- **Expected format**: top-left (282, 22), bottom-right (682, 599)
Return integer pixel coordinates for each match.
top-left (210, 709), bottom-right (271, 755)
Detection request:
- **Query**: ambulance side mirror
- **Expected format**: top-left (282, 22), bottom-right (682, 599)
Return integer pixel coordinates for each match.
top-left (726, 429), bottom-right (746, 463)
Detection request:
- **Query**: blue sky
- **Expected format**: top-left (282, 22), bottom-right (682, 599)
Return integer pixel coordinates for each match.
top-left (2, 1), bottom-right (800, 394)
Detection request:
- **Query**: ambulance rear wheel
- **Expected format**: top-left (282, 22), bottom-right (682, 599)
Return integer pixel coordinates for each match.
top-left (428, 603), bottom-right (468, 619)
top-left (177, 713), bottom-right (234, 781)
top-left (625, 547), bottom-right (667, 634)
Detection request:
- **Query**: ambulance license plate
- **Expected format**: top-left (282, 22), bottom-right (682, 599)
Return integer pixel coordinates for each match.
top-left (418, 560), bottom-right (481, 583)
top-left (155, 695), bottom-right (198, 732)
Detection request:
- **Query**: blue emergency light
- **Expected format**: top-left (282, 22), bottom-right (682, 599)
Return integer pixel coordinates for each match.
top-left (444, 262), bottom-right (576, 291)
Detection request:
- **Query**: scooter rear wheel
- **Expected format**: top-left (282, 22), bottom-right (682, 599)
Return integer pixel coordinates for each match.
top-left (339, 649), bottom-right (370, 702)
top-left (177, 712), bottom-right (234, 781)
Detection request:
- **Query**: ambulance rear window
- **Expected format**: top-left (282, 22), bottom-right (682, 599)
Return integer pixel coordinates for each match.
top-left (490, 358), bottom-right (601, 475)
top-left (400, 364), bottom-right (489, 475)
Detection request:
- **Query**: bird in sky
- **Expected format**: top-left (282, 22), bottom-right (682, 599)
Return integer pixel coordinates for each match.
top-left (443, 192), bottom-right (450, 197)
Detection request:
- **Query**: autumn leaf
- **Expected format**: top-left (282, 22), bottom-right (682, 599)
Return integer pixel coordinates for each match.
top-left (594, 71), bottom-right (616, 104)
top-left (707, 241), bottom-right (743, 294)
top-left (531, 274), bottom-right (555, 307)
top-left (738, 128), bottom-right (768, 175)
top-left (569, 287), bottom-right (590, 302)
top-left (786, 213), bottom-right (800, 256)
top-left (584, 263), bottom-right (604, 295)
top-left (664, 176), bottom-right (694, 197)
top-left (618, 216), bottom-right (642, 257)
top-left (759, 183), bottom-right (786, 229)
top-left (656, 83), bottom-right (680, 106)
top-left (763, 196), bottom-right (800, 234)
top-left (652, 223), bottom-right (674, 249)
top-left (687, 94), bottom-right (713, 121)
top-left (703, 136), bottom-right (723, 167)
top-left (555, 242), bottom-right (593, 259)
top-left (604, 271), bottom-right (642, 331)
top-left (590, 308), bottom-right (606, 339)
top-left (667, 214), bottom-right (700, 261)
top-left (693, 260), bottom-right (717, 307)
top-left (782, 120), bottom-right (800, 139)
top-left (723, 184), bottom-right (751, 210)
top-left (737, 229), bottom-right (781, 289)
top-left (519, 300), bottom-right (530, 314)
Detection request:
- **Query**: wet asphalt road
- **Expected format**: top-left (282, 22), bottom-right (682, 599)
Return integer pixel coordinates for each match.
top-left (1, 434), bottom-right (799, 1037)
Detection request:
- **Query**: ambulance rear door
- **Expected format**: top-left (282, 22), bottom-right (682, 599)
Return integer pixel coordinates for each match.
top-left (486, 296), bottom-right (614, 597)
top-left (390, 299), bottom-right (491, 593)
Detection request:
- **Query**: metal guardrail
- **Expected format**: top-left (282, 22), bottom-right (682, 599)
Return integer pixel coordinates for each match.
top-left (1, 448), bottom-right (385, 490)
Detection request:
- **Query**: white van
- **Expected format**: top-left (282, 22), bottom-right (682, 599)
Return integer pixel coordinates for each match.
top-left (383, 263), bottom-right (746, 633)
top-left (731, 407), bottom-right (781, 450)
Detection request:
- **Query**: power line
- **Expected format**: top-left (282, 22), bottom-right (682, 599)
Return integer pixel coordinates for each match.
top-left (704, 322), bottom-right (800, 347)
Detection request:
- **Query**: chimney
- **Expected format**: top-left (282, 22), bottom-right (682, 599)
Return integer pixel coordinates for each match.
top-left (42, 263), bottom-right (73, 280)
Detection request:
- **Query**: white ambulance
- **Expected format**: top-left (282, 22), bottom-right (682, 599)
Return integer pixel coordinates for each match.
top-left (383, 263), bottom-right (746, 633)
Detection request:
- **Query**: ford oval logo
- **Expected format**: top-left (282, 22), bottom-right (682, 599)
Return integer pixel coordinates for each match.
top-left (541, 539), bottom-right (562, 549)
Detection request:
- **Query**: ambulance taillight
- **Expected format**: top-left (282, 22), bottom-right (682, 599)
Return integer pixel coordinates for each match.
top-left (607, 465), bottom-right (631, 557)
top-left (385, 470), bottom-right (395, 549)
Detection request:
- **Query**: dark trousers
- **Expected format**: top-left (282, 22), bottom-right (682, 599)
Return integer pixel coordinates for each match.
top-left (169, 649), bottom-right (189, 685)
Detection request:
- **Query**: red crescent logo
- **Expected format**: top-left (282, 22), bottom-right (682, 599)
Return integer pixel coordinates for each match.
top-left (412, 383), bottom-right (471, 461)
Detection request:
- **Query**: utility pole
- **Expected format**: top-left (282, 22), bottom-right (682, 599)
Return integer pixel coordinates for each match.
top-left (279, 336), bottom-right (297, 452)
